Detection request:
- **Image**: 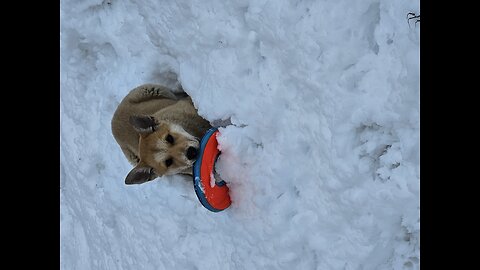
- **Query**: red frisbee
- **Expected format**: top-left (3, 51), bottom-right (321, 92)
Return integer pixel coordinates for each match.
top-left (193, 127), bottom-right (231, 212)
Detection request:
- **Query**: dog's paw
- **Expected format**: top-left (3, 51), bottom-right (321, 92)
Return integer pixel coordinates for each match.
top-left (142, 84), bottom-right (177, 100)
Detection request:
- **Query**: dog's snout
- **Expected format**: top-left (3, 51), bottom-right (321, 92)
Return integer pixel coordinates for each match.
top-left (186, 147), bottom-right (198, 160)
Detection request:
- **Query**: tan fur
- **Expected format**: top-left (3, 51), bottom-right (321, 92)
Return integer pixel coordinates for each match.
top-left (111, 84), bottom-right (211, 184)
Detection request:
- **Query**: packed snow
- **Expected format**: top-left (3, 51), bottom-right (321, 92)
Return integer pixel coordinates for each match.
top-left (60, 0), bottom-right (420, 269)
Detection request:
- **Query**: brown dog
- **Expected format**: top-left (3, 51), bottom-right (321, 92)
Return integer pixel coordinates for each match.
top-left (111, 84), bottom-right (211, 185)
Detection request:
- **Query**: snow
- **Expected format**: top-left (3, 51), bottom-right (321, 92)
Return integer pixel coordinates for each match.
top-left (210, 171), bottom-right (216, 188)
top-left (60, 0), bottom-right (420, 269)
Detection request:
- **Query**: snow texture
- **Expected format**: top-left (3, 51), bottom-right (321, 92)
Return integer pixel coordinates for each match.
top-left (60, 0), bottom-right (420, 269)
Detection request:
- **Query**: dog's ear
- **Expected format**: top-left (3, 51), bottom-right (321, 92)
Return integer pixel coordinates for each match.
top-left (129, 115), bottom-right (158, 135)
top-left (125, 164), bottom-right (157, 185)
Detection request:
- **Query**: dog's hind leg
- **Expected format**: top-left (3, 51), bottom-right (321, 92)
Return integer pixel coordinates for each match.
top-left (124, 84), bottom-right (182, 104)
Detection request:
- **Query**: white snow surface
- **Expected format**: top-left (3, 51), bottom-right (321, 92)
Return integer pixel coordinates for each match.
top-left (60, 0), bottom-right (420, 269)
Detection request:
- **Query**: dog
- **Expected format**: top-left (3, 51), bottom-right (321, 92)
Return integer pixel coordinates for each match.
top-left (111, 84), bottom-right (211, 185)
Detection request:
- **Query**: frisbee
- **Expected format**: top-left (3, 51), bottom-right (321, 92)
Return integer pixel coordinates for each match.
top-left (193, 127), bottom-right (231, 212)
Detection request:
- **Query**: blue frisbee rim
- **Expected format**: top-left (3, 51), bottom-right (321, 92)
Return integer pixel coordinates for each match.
top-left (193, 127), bottom-right (228, 212)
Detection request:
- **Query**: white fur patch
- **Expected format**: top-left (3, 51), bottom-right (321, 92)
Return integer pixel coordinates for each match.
top-left (167, 124), bottom-right (197, 141)
top-left (154, 150), bottom-right (167, 163)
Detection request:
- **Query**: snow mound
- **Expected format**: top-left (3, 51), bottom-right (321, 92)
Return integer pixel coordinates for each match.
top-left (61, 0), bottom-right (419, 269)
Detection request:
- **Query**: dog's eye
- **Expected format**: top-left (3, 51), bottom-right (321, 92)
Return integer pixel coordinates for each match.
top-left (166, 134), bottom-right (174, 144)
top-left (165, 158), bottom-right (173, 167)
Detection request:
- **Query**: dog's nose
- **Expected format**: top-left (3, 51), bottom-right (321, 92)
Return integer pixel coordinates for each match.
top-left (186, 147), bottom-right (198, 160)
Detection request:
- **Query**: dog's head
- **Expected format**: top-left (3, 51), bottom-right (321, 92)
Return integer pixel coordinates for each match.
top-left (125, 115), bottom-right (200, 185)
